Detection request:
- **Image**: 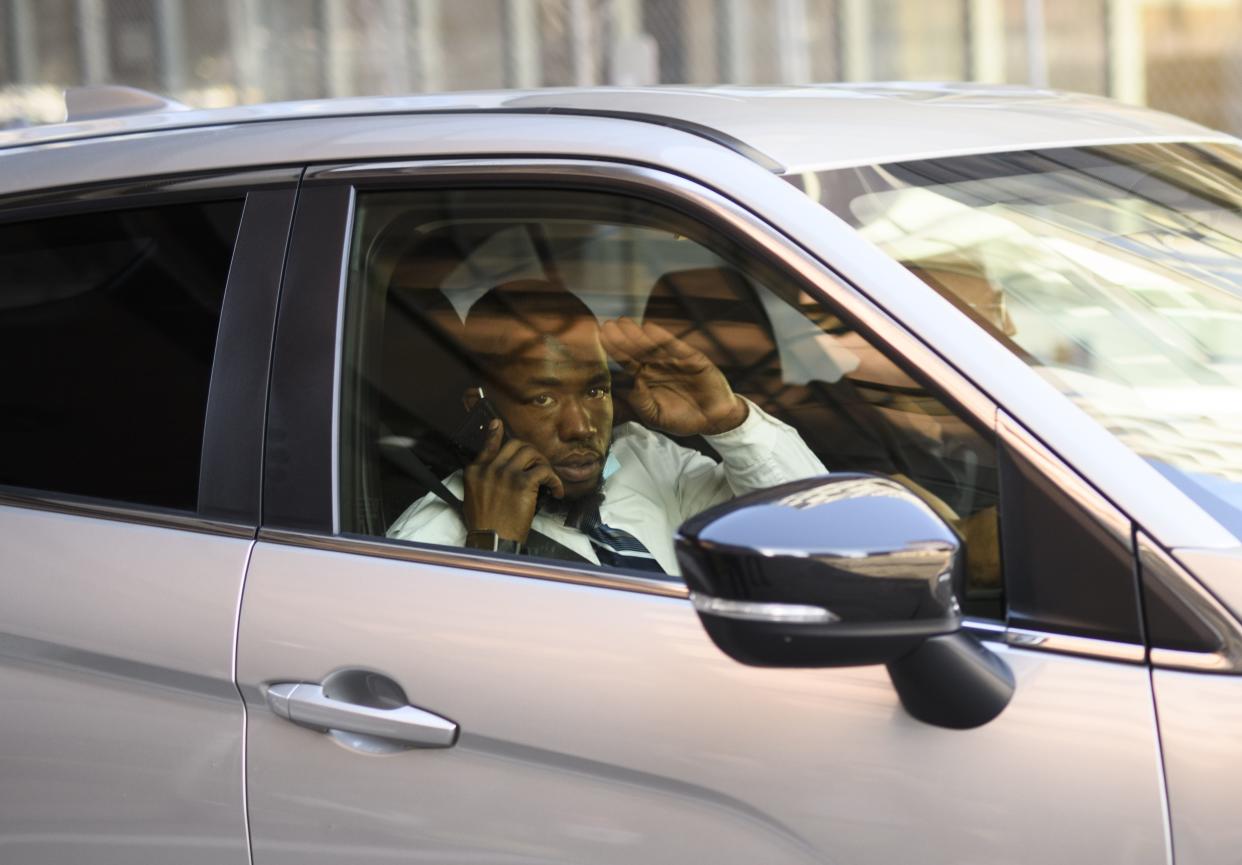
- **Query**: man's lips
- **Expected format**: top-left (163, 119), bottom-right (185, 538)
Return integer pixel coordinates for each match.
top-left (553, 455), bottom-right (602, 483)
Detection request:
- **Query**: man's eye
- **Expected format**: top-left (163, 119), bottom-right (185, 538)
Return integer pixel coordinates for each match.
top-left (587, 386), bottom-right (610, 399)
top-left (530, 394), bottom-right (554, 407)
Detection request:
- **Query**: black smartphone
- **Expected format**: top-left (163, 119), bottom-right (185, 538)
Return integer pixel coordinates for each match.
top-left (451, 390), bottom-right (556, 509)
top-left (452, 391), bottom-right (503, 462)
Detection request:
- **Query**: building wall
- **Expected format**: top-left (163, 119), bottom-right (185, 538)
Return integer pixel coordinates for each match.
top-left (1, 0), bottom-right (1240, 134)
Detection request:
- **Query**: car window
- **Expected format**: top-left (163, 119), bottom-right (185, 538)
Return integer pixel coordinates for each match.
top-left (793, 142), bottom-right (1242, 541)
top-left (0, 199), bottom-right (244, 510)
top-left (338, 188), bottom-right (1001, 614)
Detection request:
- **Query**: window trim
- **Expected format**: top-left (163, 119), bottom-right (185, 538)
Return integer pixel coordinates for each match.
top-left (0, 167), bottom-right (299, 224)
top-left (1141, 533), bottom-right (1242, 674)
top-left (0, 167), bottom-right (299, 529)
top-left (259, 528), bottom-right (690, 598)
top-left (264, 182), bottom-right (355, 533)
top-left (998, 410), bottom-right (1145, 645)
top-left (0, 485), bottom-right (254, 539)
top-left (198, 177), bottom-right (302, 524)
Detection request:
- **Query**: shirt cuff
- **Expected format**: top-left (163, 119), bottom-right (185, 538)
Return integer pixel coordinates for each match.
top-left (702, 395), bottom-right (767, 447)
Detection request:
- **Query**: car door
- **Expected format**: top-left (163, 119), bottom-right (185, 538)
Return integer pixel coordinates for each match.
top-left (0, 167), bottom-right (296, 863)
top-left (238, 158), bottom-right (1170, 865)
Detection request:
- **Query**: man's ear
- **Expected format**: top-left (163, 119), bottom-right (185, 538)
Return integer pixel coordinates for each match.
top-left (461, 386), bottom-right (483, 412)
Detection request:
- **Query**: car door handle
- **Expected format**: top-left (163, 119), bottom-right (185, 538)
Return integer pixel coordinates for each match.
top-left (265, 682), bottom-right (459, 748)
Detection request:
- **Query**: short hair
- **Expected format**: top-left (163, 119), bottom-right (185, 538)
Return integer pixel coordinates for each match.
top-left (459, 279), bottom-right (599, 376)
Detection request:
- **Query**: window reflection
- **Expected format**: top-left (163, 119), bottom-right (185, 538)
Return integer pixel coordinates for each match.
top-left (799, 143), bottom-right (1242, 534)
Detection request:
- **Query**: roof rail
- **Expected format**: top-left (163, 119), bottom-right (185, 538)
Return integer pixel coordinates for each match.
top-left (505, 107), bottom-right (785, 173)
top-left (64, 85), bottom-right (189, 122)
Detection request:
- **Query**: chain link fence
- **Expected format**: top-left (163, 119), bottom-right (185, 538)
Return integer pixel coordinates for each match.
top-left (0, 0), bottom-right (1240, 133)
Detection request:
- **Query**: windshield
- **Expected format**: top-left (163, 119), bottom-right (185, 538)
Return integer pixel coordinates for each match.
top-left (790, 142), bottom-right (1242, 539)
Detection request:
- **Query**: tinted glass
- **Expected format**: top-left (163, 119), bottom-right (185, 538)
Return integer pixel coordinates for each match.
top-left (0, 199), bottom-right (244, 510)
top-left (340, 189), bottom-right (1000, 613)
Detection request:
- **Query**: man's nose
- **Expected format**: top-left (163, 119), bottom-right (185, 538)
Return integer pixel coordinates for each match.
top-left (558, 397), bottom-right (595, 440)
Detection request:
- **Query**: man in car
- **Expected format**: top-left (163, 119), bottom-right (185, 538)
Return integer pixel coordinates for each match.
top-left (387, 279), bottom-right (826, 575)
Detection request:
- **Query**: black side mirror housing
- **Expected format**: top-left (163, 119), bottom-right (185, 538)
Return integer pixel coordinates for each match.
top-left (677, 473), bottom-right (962, 667)
top-left (676, 474), bottom-right (1013, 728)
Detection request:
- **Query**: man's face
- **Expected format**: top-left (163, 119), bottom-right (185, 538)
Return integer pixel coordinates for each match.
top-left (482, 316), bottom-right (614, 500)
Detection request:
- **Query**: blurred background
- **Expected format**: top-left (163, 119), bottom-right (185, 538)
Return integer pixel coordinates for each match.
top-left (0, 0), bottom-right (1239, 132)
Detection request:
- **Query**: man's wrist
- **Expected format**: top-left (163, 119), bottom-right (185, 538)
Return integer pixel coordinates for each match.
top-left (465, 529), bottom-right (523, 554)
top-left (703, 396), bottom-right (749, 435)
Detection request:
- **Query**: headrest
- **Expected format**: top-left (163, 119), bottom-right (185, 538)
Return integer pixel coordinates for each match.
top-left (643, 266), bottom-right (776, 370)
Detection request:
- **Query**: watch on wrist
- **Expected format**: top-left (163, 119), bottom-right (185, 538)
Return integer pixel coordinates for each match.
top-left (465, 529), bottom-right (523, 555)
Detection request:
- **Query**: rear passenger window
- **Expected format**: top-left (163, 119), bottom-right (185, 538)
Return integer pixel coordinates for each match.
top-left (0, 200), bottom-right (244, 510)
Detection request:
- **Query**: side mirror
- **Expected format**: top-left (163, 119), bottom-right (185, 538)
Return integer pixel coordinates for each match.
top-left (676, 474), bottom-right (1013, 729)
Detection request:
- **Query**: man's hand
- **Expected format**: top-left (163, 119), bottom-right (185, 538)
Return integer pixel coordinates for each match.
top-left (463, 420), bottom-right (564, 543)
top-left (601, 317), bottom-right (746, 436)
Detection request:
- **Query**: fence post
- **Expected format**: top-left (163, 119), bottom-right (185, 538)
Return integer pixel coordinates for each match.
top-left (322, 0), bottom-right (351, 97)
top-left (1106, 0), bottom-right (1146, 105)
top-left (1024, 0), bottom-right (1048, 87)
top-left (155, 0), bottom-right (187, 95)
top-left (840, 0), bottom-right (872, 82)
top-left (505, 0), bottom-right (542, 88)
top-left (609, 0), bottom-right (656, 85)
top-left (77, 0), bottom-right (110, 85)
top-left (967, 0), bottom-right (1006, 83)
top-left (777, 0), bottom-right (810, 84)
top-left (720, 0), bottom-right (752, 84)
top-left (381, 0), bottom-right (412, 94)
top-left (414, 0), bottom-right (444, 92)
top-left (569, 0), bottom-right (597, 85)
top-left (228, 0), bottom-right (262, 101)
top-left (9, 0), bottom-right (38, 84)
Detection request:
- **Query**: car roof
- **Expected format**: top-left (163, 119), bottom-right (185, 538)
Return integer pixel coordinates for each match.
top-left (1, 83), bottom-right (1233, 173)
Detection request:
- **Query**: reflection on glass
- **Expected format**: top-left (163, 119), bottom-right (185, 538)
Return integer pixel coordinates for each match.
top-left (777, 477), bottom-right (914, 510)
top-left (797, 143), bottom-right (1242, 537)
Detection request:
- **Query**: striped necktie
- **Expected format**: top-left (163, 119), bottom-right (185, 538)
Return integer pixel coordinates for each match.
top-left (579, 506), bottom-right (666, 574)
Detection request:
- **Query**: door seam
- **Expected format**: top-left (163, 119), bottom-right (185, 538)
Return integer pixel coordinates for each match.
top-left (1147, 667), bottom-right (1176, 865)
top-left (232, 537), bottom-right (258, 865)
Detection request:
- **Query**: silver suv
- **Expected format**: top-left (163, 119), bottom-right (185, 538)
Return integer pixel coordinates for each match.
top-left (3, 84), bottom-right (1241, 865)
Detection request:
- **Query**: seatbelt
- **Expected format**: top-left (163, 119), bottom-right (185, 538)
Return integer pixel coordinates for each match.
top-left (383, 441), bottom-right (593, 566)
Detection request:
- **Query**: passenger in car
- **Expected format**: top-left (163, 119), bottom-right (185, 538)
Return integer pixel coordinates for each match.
top-left (386, 279), bottom-right (826, 576)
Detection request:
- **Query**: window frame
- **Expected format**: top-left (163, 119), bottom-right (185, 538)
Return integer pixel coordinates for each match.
top-left (263, 158), bottom-right (1003, 586)
top-left (0, 167), bottom-right (299, 536)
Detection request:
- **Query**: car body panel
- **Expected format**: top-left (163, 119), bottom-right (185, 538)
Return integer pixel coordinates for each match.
top-left (0, 505), bottom-right (250, 863)
top-left (1151, 668), bottom-right (1242, 865)
top-left (0, 114), bottom-right (737, 198)
top-left (239, 540), bottom-right (1169, 865)
top-left (2, 83), bottom-right (1229, 172)
top-left (1173, 547), bottom-right (1242, 622)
